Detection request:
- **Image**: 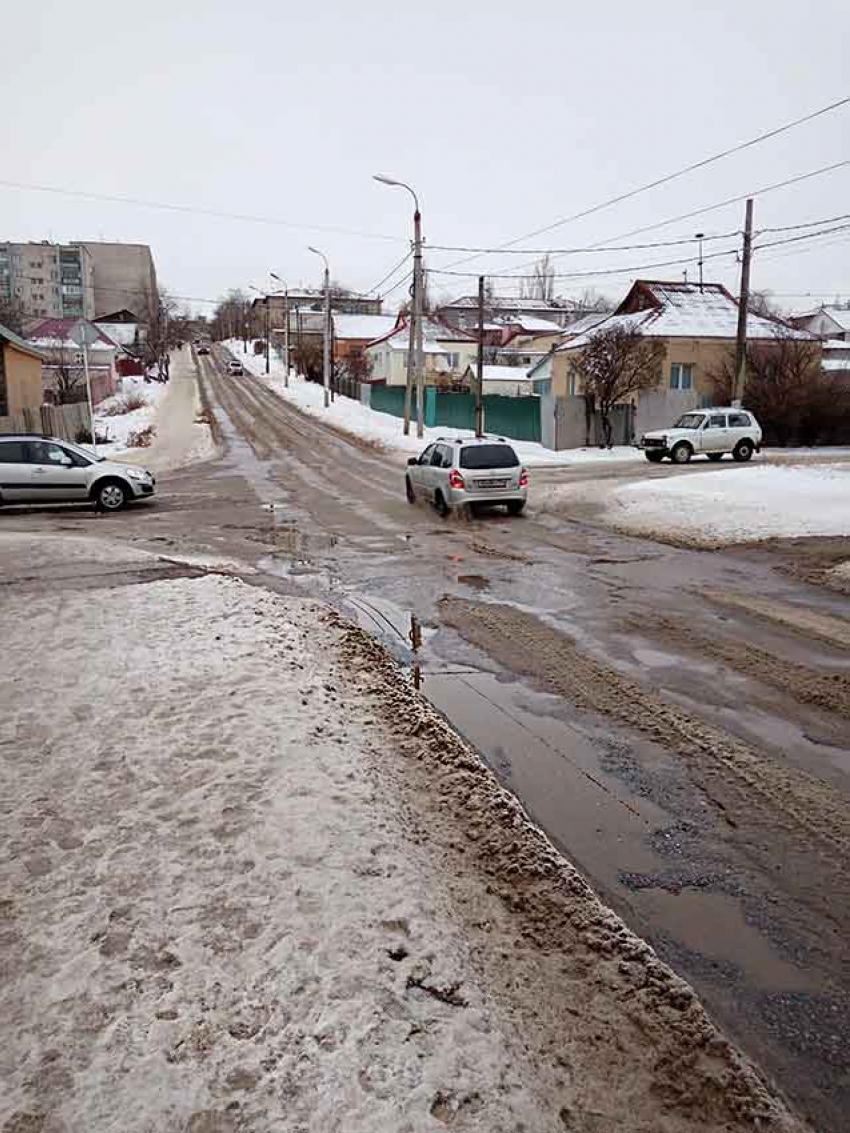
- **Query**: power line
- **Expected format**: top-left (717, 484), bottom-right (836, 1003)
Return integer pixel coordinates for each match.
top-left (0, 180), bottom-right (406, 245)
top-left (366, 249), bottom-right (412, 295)
top-left (759, 211), bottom-right (850, 233)
top-left (426, 230), bottom-right (739, 255)
top-left (437, 94), bottom-right (850, 270)
top-left (483, 159), bottom-right (850, 279)
top-left (381, 269), bottom-right (413, 300)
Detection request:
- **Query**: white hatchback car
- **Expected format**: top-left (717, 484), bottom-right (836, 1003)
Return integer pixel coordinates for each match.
top-left (406, 436), bottom-right (528, 516)
top-left (0, 435), bottom-right (155, 511)
top-left (640, 408), bottom-right (762, 464)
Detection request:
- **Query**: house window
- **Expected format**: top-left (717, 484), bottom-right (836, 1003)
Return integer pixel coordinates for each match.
top-left (445, 352), bottom-right (460, 369)
top-left (670, 362), bottom-right (693, 390)
top-left (568, 368), bottom-right (579, 396)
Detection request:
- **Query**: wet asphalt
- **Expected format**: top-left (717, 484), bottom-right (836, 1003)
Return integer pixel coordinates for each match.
top-left (2, 349), bottom-right (849, 1132)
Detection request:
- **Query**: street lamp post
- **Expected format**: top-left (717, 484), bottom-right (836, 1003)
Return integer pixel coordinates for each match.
top-left (270, 272), bottom-right (290, 388)
top-left (373, 173), bottom-right (425, 438)
top-left (309, 246), bottom-right (331, 409)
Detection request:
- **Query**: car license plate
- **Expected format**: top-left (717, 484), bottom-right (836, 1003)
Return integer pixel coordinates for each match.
top-left (477, 478), bottom-right (508, 489)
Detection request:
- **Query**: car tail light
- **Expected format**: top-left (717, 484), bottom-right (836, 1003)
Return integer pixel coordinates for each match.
top-left (519, 468), bottom-right (529, 487)
top-left (448, 469), bottom-right (465, 490)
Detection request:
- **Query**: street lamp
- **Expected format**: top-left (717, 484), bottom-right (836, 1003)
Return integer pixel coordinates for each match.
top-left (308, 246), bottom-right (331, 408)
top-left (695, 232), bottom-right (705, 293)
top-left (249, 284), bottom-right (272, 374)
top-left (270, 272), bottom-right (290, 387)
top-left (373, 173), bottom-right (425, 438)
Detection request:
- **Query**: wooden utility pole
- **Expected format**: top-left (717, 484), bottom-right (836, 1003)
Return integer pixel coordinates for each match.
top-left (264, 296), bottom-right (271, 375)
top-left (733, 198), bottom-right (754, 406)
top-left (475, 275), bottom-right (485, 437)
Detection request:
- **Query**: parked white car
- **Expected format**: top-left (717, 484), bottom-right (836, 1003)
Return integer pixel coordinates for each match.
top-left (227, 359), bottom-right (244, 376)
top-left (640, 408), bottom-right (762, 464)
top-left (0, 435), bottom-right (155, 511)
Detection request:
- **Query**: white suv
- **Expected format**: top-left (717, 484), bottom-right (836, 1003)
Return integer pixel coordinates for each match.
top-left (0, 435), bottom-right (155, 511)
top-left (640, 408), bottom-right (762, 464)
top-left (406, 436), bottom-right (528, 516)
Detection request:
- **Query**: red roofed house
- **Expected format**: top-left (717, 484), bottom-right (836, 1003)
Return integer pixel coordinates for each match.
top-left (26, 317), bottom-right (120, 405)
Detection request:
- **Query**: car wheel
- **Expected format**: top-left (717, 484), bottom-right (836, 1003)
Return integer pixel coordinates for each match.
top-left (671, 442), bottom-right (692, 464)
top-left (707, 453), bottom-right (724, 462)
top-left (733, 440), bottom-right (754, 462)
top-left (405, 476), bottom-right (416, 504)
top-left (645, 451), bottom-right (664, 463)
top-left (507, 501), bottom-right (525, 516)
top-left (95, 479), bottom-right (128, 512)
top-left (434, 490), bottom-right (450, 518)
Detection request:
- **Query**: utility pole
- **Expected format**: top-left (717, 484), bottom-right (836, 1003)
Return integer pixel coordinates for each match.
top-left (265, 296), bottom-right (271, 375)
top-left (475, 274), bottom-right (485, 438)
top-left (80, 330), bottom-right (96, 455)
top-left (283, 288), bottom-right (290, 387)
top-left (695, 232), bottom-right (705, 293)
top-left (733, 198), bottom-right (754, 407)
top-left (373, 174), bottom-right (423, 437)
top-left (308, 247), bottom-right (332, 408)
top-left (412, 209), bottom-right (425, 438)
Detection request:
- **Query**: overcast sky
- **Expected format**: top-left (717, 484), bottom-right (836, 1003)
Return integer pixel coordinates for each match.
top-left (2, 0), bottom-right (848, 316)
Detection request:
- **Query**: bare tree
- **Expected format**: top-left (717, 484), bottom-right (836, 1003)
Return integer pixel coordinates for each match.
top-left (52, 339), bottom-right (85, 405)
top-left (708, 331), bottom-right (850, 445)
top-left (572, 326), bottom-right (665, 447)
top-left (521, 255), bottom-right (555, 301)
top-left (748, 289), bottom-right (783, 319)
top-left (341, 346), bottom-right (372, 384)
top-left (574, 287), bottom-right (613, 314)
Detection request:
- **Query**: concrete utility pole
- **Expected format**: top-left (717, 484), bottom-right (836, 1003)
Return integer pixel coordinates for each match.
top-left (264, 297), bottom-right (271, 375)
top-left (733, 198), bottom-right (754, 407)
top-left (271, 273), bottom-right (290, 388)
top-left (695, 232), bottom-right (705, 293)
top-left (78, 323), bottom-right (98, 455)
top-left (373, 174), bottom-right (424, 438)
top-left (309, 246), bottom-right (331, 408)
top-left (475, 275), bottom-right (485, 438)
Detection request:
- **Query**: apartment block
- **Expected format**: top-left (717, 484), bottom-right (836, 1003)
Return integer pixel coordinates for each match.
top-left (0, 242), bottom-right (95, 321)
top-left (73, 241), bottom-right (158, 321)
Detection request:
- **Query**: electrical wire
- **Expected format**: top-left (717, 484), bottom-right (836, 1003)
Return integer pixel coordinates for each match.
top-left (426, 231), bottom-right (739, 255)
top-left (366, 249), bottom-right (412, 295)
top-left (0, 180), bottom-right (406, 245)
top-left (480, 158), bottom-right (850, 280)
top-left (436, 94), bottom-right (850, 270)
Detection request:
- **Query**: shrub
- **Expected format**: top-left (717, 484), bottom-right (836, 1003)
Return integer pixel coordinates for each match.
top-left (127, 425), bottom-right (156, 448)
top-left (75, 426), bottom-right (111, 445)
top-left (98, 391), bottom-right (149, 417)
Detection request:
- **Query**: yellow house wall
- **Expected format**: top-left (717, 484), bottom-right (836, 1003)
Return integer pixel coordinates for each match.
top-left (4, 344), bottom-right (43, 413)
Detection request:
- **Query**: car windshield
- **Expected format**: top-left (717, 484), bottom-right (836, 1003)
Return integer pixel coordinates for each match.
top-left (60, 439), bottom-right (105, 463)
top-left (459, 444), bottom-right (520, 470)
top-left (673, 414), bottom-right (705, 430)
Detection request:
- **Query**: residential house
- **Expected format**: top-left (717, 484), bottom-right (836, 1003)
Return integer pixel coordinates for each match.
top-left (27, 317), bottom-right (121, 405)
top-left (823, 339), bottom-right (850, 374)
top-left (94, 309), bottom-right (147, 375)
top-left (461, 363), bottom-right (533, 397)
top-left (529, 280), bottom-right (813, 401)
top-left (0, 322), bottom-right (45, 416)
top-left (788, 304), bottom-right (850, 341)
top-left (366, 317), bottom-right (477, 386)
top-left (332, 313), bottom-right (399, 365)
top-left (436, 294), bottom-right (596, 330)
top-left (0, 242), bottom-right (95, 321)
top-left (254, 288), bottom-right (383, 337)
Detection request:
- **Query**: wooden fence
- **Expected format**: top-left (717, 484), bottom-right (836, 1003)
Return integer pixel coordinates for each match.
top-left (0, 402), bottom-right (91, 443)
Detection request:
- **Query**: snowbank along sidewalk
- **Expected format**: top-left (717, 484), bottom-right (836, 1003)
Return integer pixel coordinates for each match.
top-left (0, 534), bottom-right (808, 1132)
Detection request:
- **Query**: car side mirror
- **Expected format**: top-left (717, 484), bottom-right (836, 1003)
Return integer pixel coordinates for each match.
top-left (407, 457), bottom-right (418, 466)
top-left (59, 457), bottom-right (73, 467)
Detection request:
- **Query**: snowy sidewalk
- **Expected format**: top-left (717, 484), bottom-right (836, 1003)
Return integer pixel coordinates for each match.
top-left (0, 535), bottom-right (803, 1133)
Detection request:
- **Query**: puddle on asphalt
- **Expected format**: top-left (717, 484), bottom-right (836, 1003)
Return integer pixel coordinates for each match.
top-left (641, 889), bottom-right (816, 993)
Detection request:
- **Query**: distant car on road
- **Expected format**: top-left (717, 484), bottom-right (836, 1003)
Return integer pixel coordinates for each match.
top-left (406, 436), bottom-right (528, 516)
top-left (0, 435), bottom-right (155, 511)
top-left (227, 359), bottom-right (244, 376)
top-left (640, 408), bottom-right (761, 464)
top-left (196, 342), bottom-right (211, 356)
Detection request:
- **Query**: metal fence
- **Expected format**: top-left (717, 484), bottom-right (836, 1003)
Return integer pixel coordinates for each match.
top-left (368, 385), bottom-right (542, 443)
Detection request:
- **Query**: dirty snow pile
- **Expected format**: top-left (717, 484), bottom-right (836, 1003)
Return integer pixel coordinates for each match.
top-left (223, 339), bottom-right (641, 468)
top-left (608, 463), bottom-right (850, 544)
top-left (95, 375), bottom-right (168, 458)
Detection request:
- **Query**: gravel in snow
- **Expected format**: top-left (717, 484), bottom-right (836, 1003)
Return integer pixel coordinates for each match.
top-left (0, 543), bottom-right (806, 1132)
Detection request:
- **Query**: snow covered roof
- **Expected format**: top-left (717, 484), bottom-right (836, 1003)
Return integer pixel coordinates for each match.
top-left (26, 317), bottom-right (119, 350)
top-left (479, 364), bottom-right (532, 382)
top-left (0, 321), bottom-right (46, 361)
top-left (441, 295), bottom-right (579, 313)
top-left (368, 316), bottom-right (476, 350)
top-left (555, 280), bottom-right (811, 350)
top-left (821, 306), bottom-right (850, 332)
top-left (95, 322), bottom-right (137, 346)
top-left (28, 336), bottom-right (114, 352)
top-left (823, 358), bottom-right (850, 372)
top-left (332, 313), bottom-right (398, 340)
top-left (560, 311), bottom-right (611, 338)
top-left (495, 314), bottom-right (563, 334)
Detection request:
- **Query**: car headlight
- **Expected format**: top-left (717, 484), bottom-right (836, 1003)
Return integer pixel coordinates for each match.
top-left (127, 467), bottom-right (151, 481)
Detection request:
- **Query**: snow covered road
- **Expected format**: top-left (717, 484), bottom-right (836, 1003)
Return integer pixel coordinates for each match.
top-left (0, 534), bottom-right (805, 1133)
